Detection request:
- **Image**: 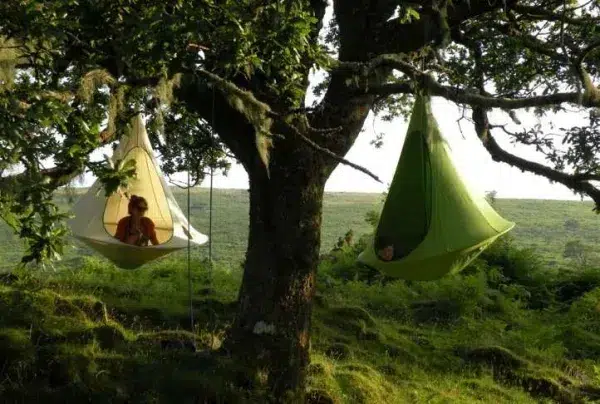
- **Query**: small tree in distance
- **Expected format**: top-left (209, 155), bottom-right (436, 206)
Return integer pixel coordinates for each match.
top-left (485, 190), bottom-right (498, 206)
top-left (563, 240), bottom-right (590, 268)
top-left (564, 219), bottom-right (581, 232)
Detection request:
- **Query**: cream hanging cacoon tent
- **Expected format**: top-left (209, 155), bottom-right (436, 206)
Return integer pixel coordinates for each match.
top-left (68, 115), bottom-right (209, 269)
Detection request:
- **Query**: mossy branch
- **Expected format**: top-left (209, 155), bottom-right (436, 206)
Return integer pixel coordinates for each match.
top-left (194, 68), bottom-right (276, 176)
top-left (332, 54), bottom-right (600, 110)
top-left (472, 105), bottom-right (600, 212)
top-left (285, 115), bottom-right (382, 183)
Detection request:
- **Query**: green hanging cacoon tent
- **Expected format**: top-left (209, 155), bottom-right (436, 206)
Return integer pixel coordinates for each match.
top-left (357, 95), bottom-right (515, 281)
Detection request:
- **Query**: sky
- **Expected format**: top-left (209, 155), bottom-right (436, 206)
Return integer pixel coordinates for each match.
top-left (80, 4), bottom-right (592, 201)
top-left (82, 92), bottom-right (588, 201)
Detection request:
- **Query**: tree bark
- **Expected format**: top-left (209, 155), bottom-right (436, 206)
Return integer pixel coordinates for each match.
top-left (224, 139), bottom-right (327, 403)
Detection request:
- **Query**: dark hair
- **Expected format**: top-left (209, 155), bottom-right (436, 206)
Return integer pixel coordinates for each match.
top-left (375, 235), bottom-right (393, 250)
top-left (128, 195), bottom-right (148, 214)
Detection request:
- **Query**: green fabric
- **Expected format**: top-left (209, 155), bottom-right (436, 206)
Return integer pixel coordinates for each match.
top-left (357, 95), bottom-right (515, 280)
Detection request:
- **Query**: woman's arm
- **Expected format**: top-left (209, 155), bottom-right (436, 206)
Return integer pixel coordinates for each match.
top-left (145, 219), bottom-right (160, 245)
top-left (115, 217), bottom-right (128, 242)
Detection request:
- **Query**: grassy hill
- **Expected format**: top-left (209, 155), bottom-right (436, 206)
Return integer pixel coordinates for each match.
top-left (1, 188), bottom-right (599, 270)
top-left (0, 189), bottom-right (600, 403)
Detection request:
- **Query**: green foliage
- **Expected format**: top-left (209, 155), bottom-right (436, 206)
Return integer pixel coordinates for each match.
top-left (485, 190), bottom-right (498, 206)
top-left (563, 240), bottom-right (591, 267)
top-left (0, 0), bottom-right (328, 264)
top-left (564, 218), bottom-right (580, 231)
top-left (0, 210), bottom-right (599, 402)
top-left (89, 158), bottom-right (137, 198)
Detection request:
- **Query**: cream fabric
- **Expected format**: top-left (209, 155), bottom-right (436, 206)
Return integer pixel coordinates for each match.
top-left (68, 115), bottom-right (208, 268)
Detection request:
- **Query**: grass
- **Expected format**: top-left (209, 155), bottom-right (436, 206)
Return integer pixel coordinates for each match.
top-left (1, 241), bottom-right (599, 403)
top-left (0, 189), bottom-right (600, 402)
top-left (1, 189), bottom-right (599, 270)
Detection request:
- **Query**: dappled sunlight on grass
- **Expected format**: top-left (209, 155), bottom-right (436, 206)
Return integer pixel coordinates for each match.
top-left (1, 194), bottom-right (600, 401)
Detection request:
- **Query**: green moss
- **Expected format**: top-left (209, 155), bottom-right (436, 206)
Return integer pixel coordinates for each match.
top-left (69, 296), bottom-right (109, 323)
top-left (327, 306), bottom-right (376, 328)
top-left (93, 324), bottom-right (127, 350)
top-left (0, 328), bottom-right (34, 369)
top-left (563, 326), bottom-right (600, 359)
top-left (333, 364), bottom-right (402, 404)
top-left (1, 202), bottom-right (600, 404)
top-left (459, 346), bottom-right (530, 371)
top-left (306, 389), bottom-right (337, 404)
top-left (325, 343), bottom-right (352, 360)
top-left (382, 343), bottom-right (417, 363)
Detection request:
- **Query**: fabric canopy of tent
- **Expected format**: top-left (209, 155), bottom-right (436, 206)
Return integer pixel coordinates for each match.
top-left (68, 115), bottom-right (208, 269)
top-left (357, 95), bottom-right (515, 280)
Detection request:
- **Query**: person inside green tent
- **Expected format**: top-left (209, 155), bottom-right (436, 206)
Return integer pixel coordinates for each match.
top-left (375, 235), bottom-right (395, 262)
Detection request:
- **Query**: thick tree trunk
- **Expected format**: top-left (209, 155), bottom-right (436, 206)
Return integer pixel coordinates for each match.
top-left (225, 144), bottom-right (327, 402)
top-left (177, 70), bottom-right (370, 403)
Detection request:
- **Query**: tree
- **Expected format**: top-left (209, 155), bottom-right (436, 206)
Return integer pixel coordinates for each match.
top-left (563, 240), bottom-right (590, 268)
top-left (485, 190), bottom-right (498, 206)
top-left (564, 218), bottom-right (581, 231)
top-left (1, 0), bottom-right (600, 401)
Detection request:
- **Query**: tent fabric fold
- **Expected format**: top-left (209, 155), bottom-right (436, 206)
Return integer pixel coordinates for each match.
top-left (68, 115), bottom-right (208, 269)
top-left (357, 95), bottom-right (515, 280)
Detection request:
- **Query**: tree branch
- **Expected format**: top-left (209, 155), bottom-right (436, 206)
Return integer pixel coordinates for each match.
top-left (0, 128), bottom-right (116, 192)
top-left (487, 22), bottom-right (568, 63)
top-left (511, 4), bottom-right (600, 26)
top-left (336, 54), bottom-right (600, 109)
top-left (472, 105), bottom-right (600, 211)
top-left (577, 39), bottom-right (600, 66)
top-left (286, 123), bottom-right (382, 184)
top-left (372, 0), bottom-right (519, 55)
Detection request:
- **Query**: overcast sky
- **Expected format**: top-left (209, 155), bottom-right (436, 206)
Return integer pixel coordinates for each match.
top-left (81, 94), bottom-right (588, 201)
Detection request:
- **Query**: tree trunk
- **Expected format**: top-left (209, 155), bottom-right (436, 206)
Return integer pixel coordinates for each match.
top-left (177, 73), bottom-right (370, 403)
top-left (225, 144), bottom-right (327, 403)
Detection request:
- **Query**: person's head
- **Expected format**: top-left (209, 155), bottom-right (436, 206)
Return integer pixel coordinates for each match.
top-left (375, 235), bottom-right (394, 262)
top-left (128, 195), bottom-right (149, 218)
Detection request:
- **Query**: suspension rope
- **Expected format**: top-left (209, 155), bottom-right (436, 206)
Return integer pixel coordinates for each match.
top-left (187, 135), bottom-right (194, 332)
top-left (208, 86), bottom-right (216, 281)
top-left (186, 86), bottom-right (216, 333)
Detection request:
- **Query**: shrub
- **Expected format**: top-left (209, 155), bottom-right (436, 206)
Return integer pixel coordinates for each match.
top-left (563, 219), bottom-right (580, 231)
top-left (479, 236), bottom-right (543, 283)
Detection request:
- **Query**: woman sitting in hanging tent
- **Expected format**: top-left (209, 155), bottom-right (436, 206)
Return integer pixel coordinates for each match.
top-left (115, 195), bottom-right (159, 246)
top-left (375, 235), bottom-right (396, 262)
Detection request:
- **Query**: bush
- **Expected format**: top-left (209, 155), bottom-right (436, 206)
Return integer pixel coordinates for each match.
top-left (479, 236), bottom-right (543, 283)
top-left (567, 288), bottom-right (600, 334)
top-left (563, 219), bottom-right (580, 231)
top-left (563, 240), bottom-right (591, 268)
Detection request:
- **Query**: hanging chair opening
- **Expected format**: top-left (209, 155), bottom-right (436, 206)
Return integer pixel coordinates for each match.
top-left (374, 129), bottom-right (433, 261)
top-left (68, 114), bottom-right (208, 269)
top-left (102, 146), bottom-right (174, 245)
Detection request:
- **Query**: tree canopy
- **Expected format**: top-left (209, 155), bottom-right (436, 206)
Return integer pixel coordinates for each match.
top-left (0, 0), bottom-right (599, 265)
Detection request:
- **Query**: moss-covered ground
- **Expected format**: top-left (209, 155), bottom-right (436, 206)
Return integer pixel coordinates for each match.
top-left (1, 232), bottom-right (600, 403)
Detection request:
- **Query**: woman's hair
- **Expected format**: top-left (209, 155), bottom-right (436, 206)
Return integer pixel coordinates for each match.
top-left (128, 195), bottom-right (148, 215)
top-left (375, 235), bottom-right (393, 250)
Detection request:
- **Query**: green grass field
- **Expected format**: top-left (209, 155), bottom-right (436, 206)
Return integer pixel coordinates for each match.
top-left (1, 189), bottom-right (600, 403)
top-left (1, 188), bottom-right (598, 270)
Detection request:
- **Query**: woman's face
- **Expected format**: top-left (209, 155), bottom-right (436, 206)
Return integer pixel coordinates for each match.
top-left (378, 245), bottom-right (394, 261)
top-left (132, 202), bottom-right (148, 218)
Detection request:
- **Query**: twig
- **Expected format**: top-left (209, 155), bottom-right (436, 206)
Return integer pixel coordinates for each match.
top-left (287, 125), bottom-right (382, 183)
top-left (577, 39), bottom-right (600, 66)
top-left (308, 125), bottom-right (343, 135)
